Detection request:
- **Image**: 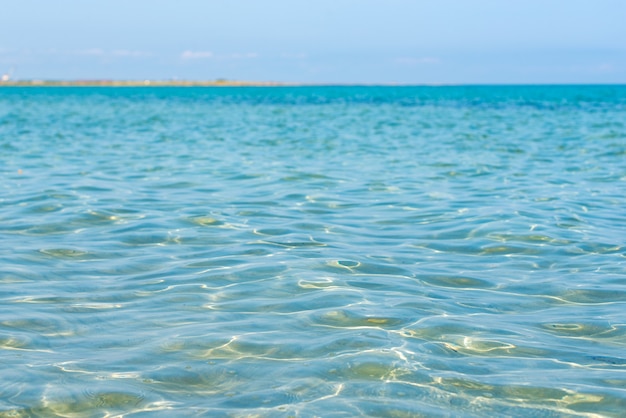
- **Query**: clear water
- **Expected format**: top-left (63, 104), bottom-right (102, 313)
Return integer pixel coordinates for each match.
top-left (1, 85), bottom-right (625, 417)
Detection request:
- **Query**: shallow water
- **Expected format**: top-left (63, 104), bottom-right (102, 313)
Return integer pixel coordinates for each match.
top-left (1, 85), bottom-right (625, 416)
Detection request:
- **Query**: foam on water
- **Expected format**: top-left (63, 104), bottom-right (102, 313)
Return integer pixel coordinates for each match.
top-left (1, 85), bottom-right (625, 416)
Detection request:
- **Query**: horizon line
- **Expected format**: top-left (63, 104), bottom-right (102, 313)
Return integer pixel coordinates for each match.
top-left (1, 79), bottom-right (625, 87)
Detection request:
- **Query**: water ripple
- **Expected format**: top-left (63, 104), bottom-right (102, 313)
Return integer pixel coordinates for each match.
top-left (1, 86), bottom-right (625, 416)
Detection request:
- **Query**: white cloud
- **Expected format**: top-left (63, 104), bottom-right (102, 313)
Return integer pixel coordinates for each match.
top-left (12, 48), bottom-right (152, 58)
top-left (180, 50), bottom-right (259, 60)
top-left (395, 57), bottom-right (441, 65)
top-left (594, 63), bottom-right (615, 73)
top-left (112, 49), bottom-right (153, 57)
top-left (181, 50), bottom-right (214, 59)
top-left (0, 47), bottom-right (154, 58)
top-left (228, 52), bottom-right (258, 59)
top-left (73, 48), bottom-right (105, 56)
top-left (281, 53), bottom-right (307, 59)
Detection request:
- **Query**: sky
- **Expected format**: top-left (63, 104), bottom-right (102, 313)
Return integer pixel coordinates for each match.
top-left (1, 0), bottom-right (625, 84)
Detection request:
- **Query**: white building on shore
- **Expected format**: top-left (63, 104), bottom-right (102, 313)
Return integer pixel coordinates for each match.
top-left (1, 68), bottom-right (13, 81)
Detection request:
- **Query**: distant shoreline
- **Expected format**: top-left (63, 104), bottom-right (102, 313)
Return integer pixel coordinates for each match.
top-left (0, 80), bottom-right (293, 87)
top-left (0, 80), bottom-right (623, 87)
top-left (0, 79), bottom-right (452, 87)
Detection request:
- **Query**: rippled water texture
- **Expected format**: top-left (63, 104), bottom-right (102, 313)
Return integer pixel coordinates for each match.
top-left (1, 86), bottom-right (625, 416)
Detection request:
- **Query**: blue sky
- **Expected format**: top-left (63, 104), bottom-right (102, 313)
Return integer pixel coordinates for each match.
top-left (1, 0), bottom-right (624, 83)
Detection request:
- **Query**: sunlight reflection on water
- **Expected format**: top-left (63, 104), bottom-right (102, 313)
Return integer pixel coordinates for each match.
top-left (1, 85), bottom-right (625, 416)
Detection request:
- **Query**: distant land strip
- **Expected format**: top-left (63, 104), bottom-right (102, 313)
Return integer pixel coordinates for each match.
top-left (0, 79), bottom-right (293, 87)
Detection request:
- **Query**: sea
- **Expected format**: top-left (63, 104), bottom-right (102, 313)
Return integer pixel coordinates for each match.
top-left (1, 85), bottom-right (625, 417)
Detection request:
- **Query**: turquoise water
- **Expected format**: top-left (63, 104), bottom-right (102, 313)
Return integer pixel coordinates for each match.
top-left (1, 85), bottom-right (625, 417)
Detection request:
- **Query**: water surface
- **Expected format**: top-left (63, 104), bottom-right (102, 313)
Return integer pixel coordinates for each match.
top-left (1, 85), bottom-right (625, 416)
